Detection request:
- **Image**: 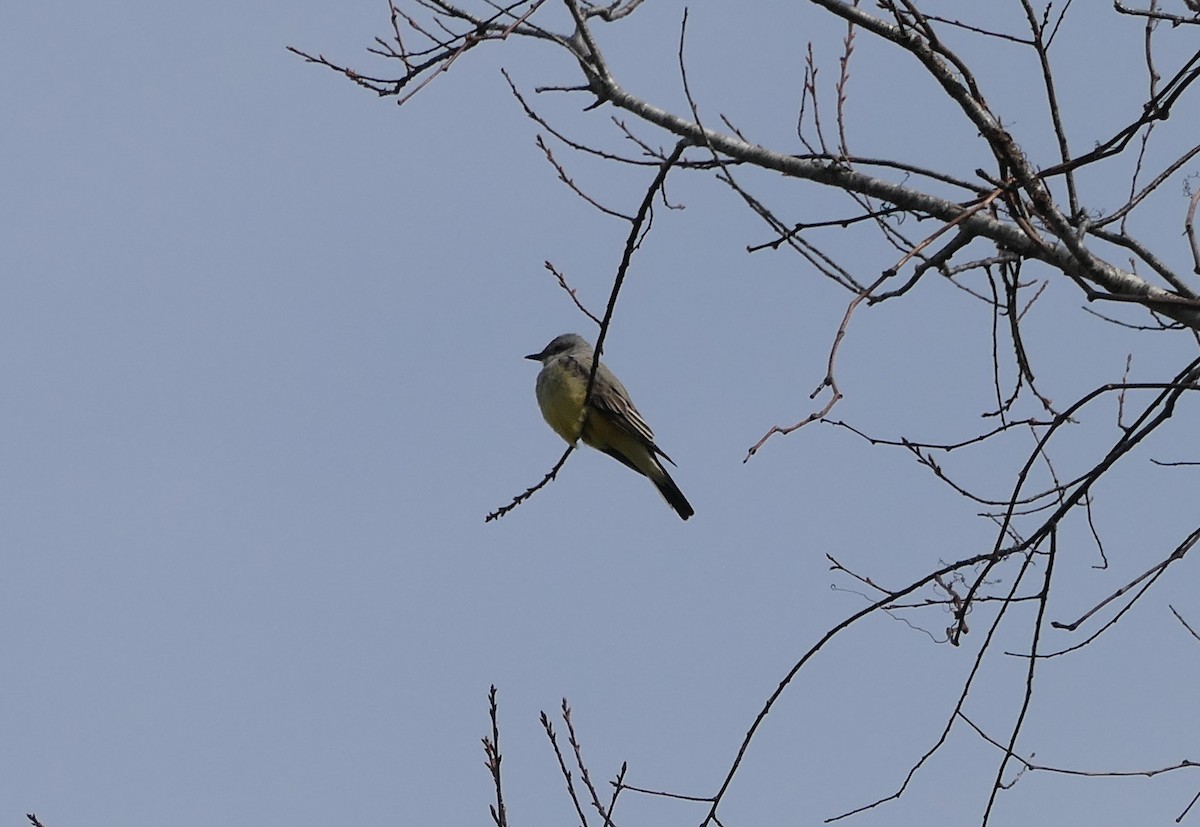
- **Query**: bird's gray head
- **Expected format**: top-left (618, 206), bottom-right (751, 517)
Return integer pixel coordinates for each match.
top-left (525, 333), bottom-right (592, 364)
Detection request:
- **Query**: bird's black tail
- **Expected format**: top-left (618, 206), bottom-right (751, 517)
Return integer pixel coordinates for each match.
top-left (653, 465), bottom-right (694, 521)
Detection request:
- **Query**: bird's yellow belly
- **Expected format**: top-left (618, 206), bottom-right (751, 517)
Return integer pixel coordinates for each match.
top-left (536, 368), bottom-right (587, 443)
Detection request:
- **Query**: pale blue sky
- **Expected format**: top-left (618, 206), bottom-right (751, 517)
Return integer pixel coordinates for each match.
top-left (5, 3), bottom-right (1200, 826)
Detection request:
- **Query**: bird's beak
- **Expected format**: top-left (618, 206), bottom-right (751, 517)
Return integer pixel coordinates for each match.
top-left (524, 351), bottom-right (544, 362)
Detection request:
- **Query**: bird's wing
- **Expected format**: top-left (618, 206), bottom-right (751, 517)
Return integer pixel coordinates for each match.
top-left (586, 361), bottom-right (675, 459)
top-left (562, 351), bottom-right (678, 464)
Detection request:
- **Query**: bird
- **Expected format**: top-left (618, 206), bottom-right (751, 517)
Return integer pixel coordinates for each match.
top-left (525, 333), bottom-right (694, 520)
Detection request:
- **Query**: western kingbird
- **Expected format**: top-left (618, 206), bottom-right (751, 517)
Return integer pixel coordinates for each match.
top-left (525, 333), bottom-right (694, 520)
